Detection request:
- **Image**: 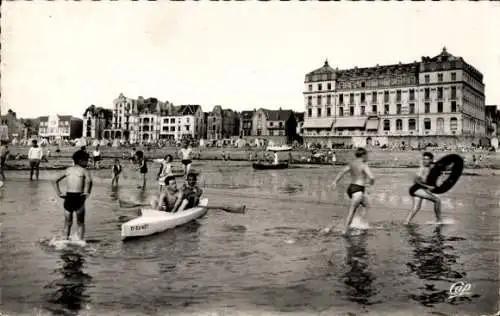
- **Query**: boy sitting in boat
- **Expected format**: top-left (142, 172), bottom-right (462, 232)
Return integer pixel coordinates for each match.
top-left (157, 175), bottom-right (182, 212)
top-left (172, 172), bottom-right (203, 213)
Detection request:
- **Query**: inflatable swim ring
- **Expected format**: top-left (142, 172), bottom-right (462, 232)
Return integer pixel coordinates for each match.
top-left (426, 154), bottom-right (464, 194)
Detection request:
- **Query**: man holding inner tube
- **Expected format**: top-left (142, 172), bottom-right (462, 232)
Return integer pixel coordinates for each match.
top-left (405, 152), bottom-right (443, 225)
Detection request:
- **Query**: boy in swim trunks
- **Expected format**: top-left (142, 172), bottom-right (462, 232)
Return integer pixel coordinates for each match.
top-left (325, 147), bottom-right (375, 236)
top-left (111, 158), bottom-right (122, 187)
top-left (54, 150), bottom-right (93, 240)
top-left (179, 142), bottom-right (193, 179)
top-left (173, 172), bottom-right (203, 213)
top-left (158, 175), bottom-right (182, 212)
top-left (405, 152), bottom-right (442, 225)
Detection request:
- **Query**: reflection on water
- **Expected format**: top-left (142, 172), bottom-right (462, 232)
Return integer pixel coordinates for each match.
top-left (406, 225), bottom-right (472, 307)
top-left (43, 250), bottom-right (92, 315)
top-left (342, 233), bottom-right (378, 305)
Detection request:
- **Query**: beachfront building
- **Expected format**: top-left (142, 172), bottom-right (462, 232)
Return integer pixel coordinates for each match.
top-left (82, 105), bottom-right (113, 139)
top-left (303, 48), bottom-right (487, 148)
top-left (206, 105), bottom-right (240, 141)
top-left (38, 114), bottom-right (83, 141)
top-left (0, 109), bottom-right (25, 140)
top-left (239, 110), bottom-right (254, 137)
top-left (250, 108), bottom-right (298, 145)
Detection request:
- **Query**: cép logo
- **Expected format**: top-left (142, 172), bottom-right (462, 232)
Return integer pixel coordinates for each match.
top-left (448, 281), bottom-right (472, 301)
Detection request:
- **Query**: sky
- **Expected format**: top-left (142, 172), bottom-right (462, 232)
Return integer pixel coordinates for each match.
top-left (1, 2), bottom-right (500, 119)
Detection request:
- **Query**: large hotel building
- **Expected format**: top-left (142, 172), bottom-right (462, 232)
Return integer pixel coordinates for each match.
top-left (303, 48), bottom-right (486, 147)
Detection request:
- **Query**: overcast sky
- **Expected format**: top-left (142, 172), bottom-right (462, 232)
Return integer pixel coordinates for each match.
top-left (1, 2), bottom-right (499, 119)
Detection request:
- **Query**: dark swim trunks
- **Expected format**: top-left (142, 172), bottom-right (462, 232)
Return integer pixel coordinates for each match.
top-left (63, 193), bottom-right (86, 212)
top-left (181, 159), bottom-right (192, 166)
top-left (408, 184), bottom-right (425, 196)
top-left (346, 184), bottom-right (365, 199)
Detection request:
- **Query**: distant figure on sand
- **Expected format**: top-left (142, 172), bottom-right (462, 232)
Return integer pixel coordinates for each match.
top-left (28, 139), bottom-right (44, 181)
top-left (325, 148), bottom-right (375, 236)
top-left (111, 158), bottom-right (122, 186)
top-left (135, 150), bottom-right (148, 189)
top-left (179, 142), bottom-right (193, 178)
top-left (54, 150), bottom-right (93, 241)
top-left (92, 145), bottom-right (101, 169)
top-left (405, 152), bottom-right (442, 225)
top-left (0, 141), bottom-right (9, 181)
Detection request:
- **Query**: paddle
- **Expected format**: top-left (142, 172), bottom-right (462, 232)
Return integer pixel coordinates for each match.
top-left (119, 199), bottom-right (246, 214)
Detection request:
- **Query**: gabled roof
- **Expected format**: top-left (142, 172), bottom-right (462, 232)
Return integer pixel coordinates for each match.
top-left (265, 109), bottom-right (293, 121)
top-left (240, 110), bottom-right (254, 119)
top-left (177, 105), bottom-right (201, 116)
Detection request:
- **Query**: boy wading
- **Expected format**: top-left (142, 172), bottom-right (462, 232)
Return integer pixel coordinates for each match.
top-left (54, 150), bottom-right (93, 240)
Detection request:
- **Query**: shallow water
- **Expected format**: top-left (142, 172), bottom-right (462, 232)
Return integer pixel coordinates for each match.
top-left (0, 161), bottom-right (499, 315)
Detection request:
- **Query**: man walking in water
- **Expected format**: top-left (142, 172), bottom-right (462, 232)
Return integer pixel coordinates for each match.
top-left (28, 139), bottom-right (44, 180)
top-left (405, 152), bottom-right (442, 225)
top-left (324, 147), bottom-right (375, 236)
top-left (179, 141), bottom-right (193, 179)
top-left (54, 150), bottom-right (93, 241)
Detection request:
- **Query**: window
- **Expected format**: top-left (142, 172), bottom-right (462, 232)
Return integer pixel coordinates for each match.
top-left (349, 93), bottom-right (354, 104)
top-left (451, 87), bottom-right (457, 99)
top-left (317, 95), bottom-right (322, 105)
top-left (437, 87), bottom-right (443, 99)
top-left (327, 107), bottom-right (331, 117)
top-left (450, 117), bottom-right (458, 130)
top-left (437, 102), bottom-right (443, 113)
top-left (396, 90), bottom-right (401, 102)
top-left (384, 91), bottom-right (389, 102)
top-left (383, 119), bottom-right (390, 131)
top-left (424, 118), bottom-right (431, 130)
top-left (409, 103), bottom-right (415, 114)
top-left (349, 106), bottom-right (354, 116)
top-left (339, 107), bottom-right (344, 117)
top-left (437, 117), bottom-right (444, 133)
top-left (372, 105), bottom-right (377, 114)
top-left (361, 81), bottom-right (365, 88)
top-left (307, 96), bottom-right (312, 106)
top-left (308, 108), bottom-right (312, 117)
top-left (409, 118), bottom-right (416, 130)
top-left (361, 106), bottom-right (365, 115)
top-left (361, 93), bottom-right (366, 103)
top-left (339, 94), bottom-right (344, 104)
top-left (451, 72), bottom-right (456, 81)
top-left (326, 95), bottom-right (331, 105)
top-left (424, 88), bottom-right (430, 100)
top-left (318, 84), bottom-right (322, 91)
top-left (409, 89), bottom-right (415, 101)
top-left (372, 92), bottom-right (377, 103)
top-left (327, 83), bottom-right (332, 90)
top-left (384, 104), bottom-right (389, 115)
top-left (425, 102), bottom-right (430, 113)
top-left (170, 118), bottom-right (175, 123)
top-left (451, 101), bottom-right (457, 112)
top-left (425, 75), bottom-right (430, 83)
top-left (308, 84), bottom-right (312, 92)
top-left (396, 119), bottom-right (403, 131)
top-left (438, 73), bottom-right (443, 82)
top-left (396, 104), bottom-right (402, 114)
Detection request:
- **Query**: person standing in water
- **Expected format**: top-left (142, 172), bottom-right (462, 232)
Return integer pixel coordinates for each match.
top-left (92, 145), bottom-right (101, 169)
top-left (156, 154), bottom-right (173, 193)
top-left (179, 141), bottom-right (193, 179)
top-left (54, 150), bottom-right (93, 241)
top-left (325, 148), bottom-right (375, 236)
top-left (405, 152), bottom-right (442, 225)
top-left (28, 139), bottom-right (44, 181)
top-left (111, 158), bottom-right (122, 187)
top-left (135, 150), bottom-right (148, 188)
top-left (0, 141), bottom-right (9, 181)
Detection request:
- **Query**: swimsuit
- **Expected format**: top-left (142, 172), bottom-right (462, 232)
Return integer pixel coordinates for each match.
top-left (113, 165), bottom-right (121, 175)
top-left (409, 183), bottom-right (425, 196)
top-left (346, 184), bottom-right (365, 198)
top-left (140, 160), bottom-right (148, 174)
top-left (181, 159), bottom-right (192, 166)
top-left (63, 193), bottom-right (86, 212)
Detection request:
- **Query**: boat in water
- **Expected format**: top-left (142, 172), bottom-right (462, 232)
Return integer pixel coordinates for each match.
top-left (252, 162), bottom-right (289, 170)
top-left (121, 198), bottom-right (209, 240)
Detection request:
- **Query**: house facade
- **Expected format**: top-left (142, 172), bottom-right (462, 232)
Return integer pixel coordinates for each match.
top-left (82, 105), bottom-right (113, 139)
top-left (239, 110), bottom-right (254, 137)
top-left (38, 115), bottom-right (83, 140)
top-left (303, 48), bottom-right (487, 147)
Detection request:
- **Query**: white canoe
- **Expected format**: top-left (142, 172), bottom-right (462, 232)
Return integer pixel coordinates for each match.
top-left (266, 145), bottom-right (292, 152)
top-left (121, 198), bottom-right (208, 240)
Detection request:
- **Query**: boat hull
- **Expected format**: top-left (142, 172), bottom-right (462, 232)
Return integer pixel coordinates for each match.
top-left (252, 162), bottom-right (289, 170)
top-left (121, 198), bottom-right (208, 240)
